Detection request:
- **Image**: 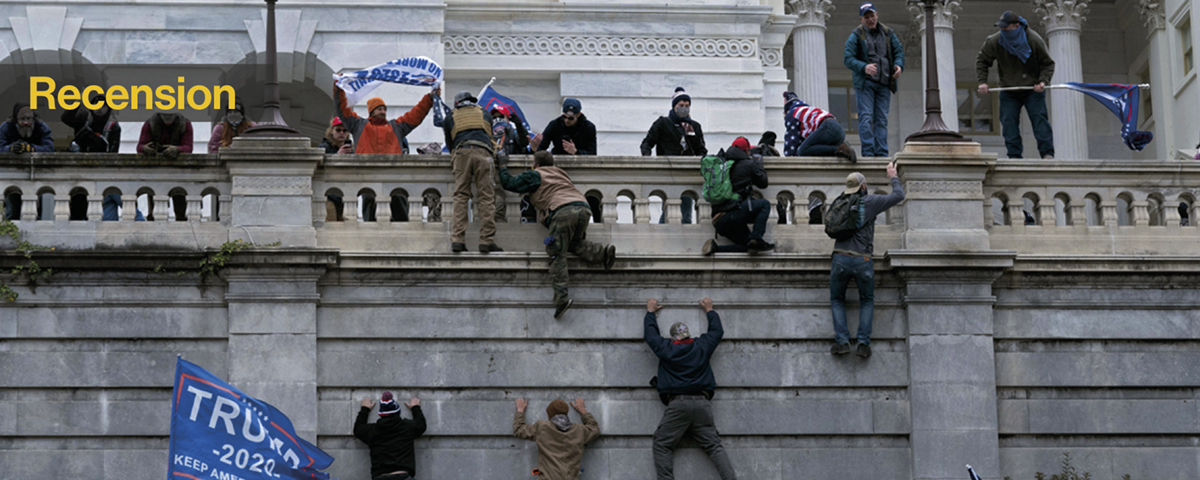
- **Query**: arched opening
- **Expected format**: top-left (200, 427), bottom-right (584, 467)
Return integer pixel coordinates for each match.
top-left (681, 190), bottom-right (700, 225)
top-left (1116, 192), bottom-right (1134, 226)
top-left (616, 190), bottom-right (635, 224)
top-left (3, 186), bottom-right (23, 221)
top-left (776, 191), bottom-right (795, 225)
top-left (1147, 193), bottom-right (1165, 227)
top-left (990, 193), bottom-right (1010, 226)
top-left (1053, 193), bottom-right (1071, 226)
top-left (389, 188), bottom-right (410, 222)
top-left (649, 190), bottom-right (667, 224)
top-left (35, 187), bottom-right (55, 221)
top-left (325, 188), bottom-right (345, 222)
top-left (422, 188), bottom-right (443, 223)
top-left (201, 187), bottom-right (221, 222)
top-left (137, 187), bottom-right (156, 221)
top-left (1084, 193), bottom-right (1102, 226)
top-left (1021, 193), bottom-right (1040, 225)
top-left (101, 186), bottom-right (124, 221)
top-left (585, 189), bottom-right (603, 224)
top-left (1178, 194), bottom-right (1195, 227)
top-left (357, 188), bottom-right (377, 222)
top-left (807, 191), bottom-right (827, 225)
top-left (68, 187), bottom-right (89, 221)
top-left (168, 187), bottom-right (189, 221)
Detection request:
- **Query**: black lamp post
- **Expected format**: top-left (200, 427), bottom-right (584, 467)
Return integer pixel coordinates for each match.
top-left (905, 0), bottom-right (967, 143)
top-left (244, 0), bottom-right (302, 137)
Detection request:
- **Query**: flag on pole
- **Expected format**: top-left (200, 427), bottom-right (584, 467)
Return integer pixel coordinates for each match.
top-left (168, 357), bottom-right (338, 480)
top-left (478, 86), bottom-right (536, 140)
top-left (1059, 82), bottom-right (1154, 151)
top-left (333, 56), bottom-right (444, 106)
top-left (967, 465), bottom-right (983, 480)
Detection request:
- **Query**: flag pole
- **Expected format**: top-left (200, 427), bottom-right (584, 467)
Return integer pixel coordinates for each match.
top-left (987, 83), bottom-right (1151, 92)
top-left (477, 77), bottom-right (496, 102)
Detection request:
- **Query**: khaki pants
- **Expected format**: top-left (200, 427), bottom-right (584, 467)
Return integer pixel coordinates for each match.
top-left (451, 146), bottom-right (496, 245)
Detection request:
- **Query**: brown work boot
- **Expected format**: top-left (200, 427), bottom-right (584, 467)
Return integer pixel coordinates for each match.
top-left (603, 245), bottom-right (616, 270)
top-left (836, 143), bottom-right (858, 163)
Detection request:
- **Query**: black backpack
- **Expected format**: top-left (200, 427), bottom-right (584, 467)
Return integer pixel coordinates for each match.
top-left (824, 192), bottom-right (866, 240)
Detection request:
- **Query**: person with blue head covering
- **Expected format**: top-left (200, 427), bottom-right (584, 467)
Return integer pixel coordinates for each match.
top-left (976, 10), bottom-right (1057, 159)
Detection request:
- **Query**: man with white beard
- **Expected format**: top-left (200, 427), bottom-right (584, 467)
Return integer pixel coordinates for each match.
top-left (0, 103), bottom-right (54, 154)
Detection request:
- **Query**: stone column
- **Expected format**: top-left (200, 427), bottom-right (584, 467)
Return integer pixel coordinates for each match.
top-left (1034, 0), bottom-right (1090, 159)
top-left (788, 0), bottom-right (834, 110)
top-left (891, 141), bottom-right (1014, 480)
top-left (221, 137), bottom-right (324, 247)
top-left (909, 0), bottom-right (961, 133)
top-left (1138, 0), bottom-right (1174, 158)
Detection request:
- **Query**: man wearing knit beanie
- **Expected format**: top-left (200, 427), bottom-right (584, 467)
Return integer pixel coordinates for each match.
top-left (333, 83), bottom-right (440, 155)
top-left (353, 391), bottom-right (426, 480)
top-left (703, 137), bottom-right (775, 255)
top-left (641, 86), bottom-right (706, 225)
top-left (514, 397), bottom-right (601, 480)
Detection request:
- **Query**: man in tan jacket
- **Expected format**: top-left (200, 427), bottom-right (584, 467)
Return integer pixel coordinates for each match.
top-left (513, 398), bottom-right (601, 480)
top-left (498, 151), bottom-right (616, 319)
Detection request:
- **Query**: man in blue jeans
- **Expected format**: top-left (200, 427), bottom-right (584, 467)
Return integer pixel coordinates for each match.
top-left (830, 162), bottom-right (903, 358)
top-left (844, 2), bottom-right (904, 158)
top-left (702, 137), bottom-right (774, 254)
top-left (976, 11), bottom-right (1056, 159)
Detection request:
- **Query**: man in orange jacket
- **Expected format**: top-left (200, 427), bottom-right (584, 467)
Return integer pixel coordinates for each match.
top-left (333, 85), bottom-right (440, 154)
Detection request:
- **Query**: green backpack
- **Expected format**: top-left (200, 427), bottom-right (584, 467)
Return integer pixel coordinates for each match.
top-left (701, 152), bottom-right (739, 205)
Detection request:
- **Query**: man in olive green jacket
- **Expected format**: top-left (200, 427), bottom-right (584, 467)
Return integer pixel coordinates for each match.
top-left (513, 398), bottom-right (601, 480)
top-left (976, 10), bottom-right (1056, 159)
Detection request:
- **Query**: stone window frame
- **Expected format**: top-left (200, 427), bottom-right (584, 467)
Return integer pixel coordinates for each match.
top-left (955, 82), bottom-right (1000, 135)
top-left (1169, 6), bottom-right (1196, 96)
top-left (826, 81), bottom-right (859, 134)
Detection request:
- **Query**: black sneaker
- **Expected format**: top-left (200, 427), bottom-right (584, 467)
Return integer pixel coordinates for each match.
top-left (480, 243), bottom-right (504, 253)
top-left (856, 343), bottom-right (872, 358)
top-left (701, 239), bottom-right (715, 256)
top-left (831, 343), bottom-right (851, 355)
top-left (603, 245), bottom-right (616, 270)
top-left (747, 239), bottom-right (775, 252)
top-left (554, 299), bottom-right (573, 319)
top-left (451, 242), bottom-right (467, 253)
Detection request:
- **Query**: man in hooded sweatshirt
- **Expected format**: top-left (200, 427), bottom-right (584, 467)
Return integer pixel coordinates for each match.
top-left (702, 137), bottom-right (774, 255)
top-left (513, 397), bottom-right (601, 480)
top-left (62, 93), bottom-right (121, 153)
top-left (354, 391), bottom-right (426, 480)
top-left (644, 297), bottom-right (736, 480)
top-left (498, 150), bottom-right (616, 319)
top-left (641, 87), bottom-right (705, 224)
top-left (977, 10), bottom-right (1056, 159)
top-left (333, 85), bottom-right (439, 155)
top-left (0, 103), bottom-right (55, 154)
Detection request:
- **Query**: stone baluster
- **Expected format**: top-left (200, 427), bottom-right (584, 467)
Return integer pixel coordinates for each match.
top-left (219, 195), bottom-right (231, 223)
top-left (788, 0), bottom-right (834, 110)
top-left (910, 0), bottom-right (962, 132)
top-left (505, 195), bottom-right (522, 223)
top-left (634, 198), bottom-right (651, 224)
top-left (664, 198), bottom-right (682, 224)
top-left (186, 195), bottom-right (202, 223)
top-left (375, 199), bottom-right (391, 225)
top-left (1069, 203), bottom-right (1086, 226)
top-left (602, 197), bottom-right (618, 224)
top-left (1034, 0), bottom-right (1090, 159)
top-left (343, 196), bottom-right (358, 222)
top-left (86, 194), bottom-right (102, 221)
top-left (440, 196), bottom-right (454, 224)
top-left (1131, 200), bottom-right (1149, 226)
top-left (1038, 203), bottom-right (1055, 227)
top-left (1165, 202), bottom-right (1182, 230)
top-left (697, 200), bottom-right (713, 225)
top-left (796, 192), bottom-right (811, 224)
top-left (153, 197), bottom-right (169, 221)
top-left (122, 197), bottom-right (138, 222)
top-left (409, 196), bottom-right (424, 222)
top-left (1100, 200), bottom-right (1118, 226)
top-left (1007, 201), bottom-right (1025, 229)
top-left (21, 197), bottom-right (38, 222)
top-left (54, 196), bottom-right (70, 221)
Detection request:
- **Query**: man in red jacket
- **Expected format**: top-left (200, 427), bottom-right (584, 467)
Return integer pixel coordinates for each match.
top-left (333, 85), bottom-right (439, 154)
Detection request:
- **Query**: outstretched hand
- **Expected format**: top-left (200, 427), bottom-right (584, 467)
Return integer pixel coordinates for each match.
top-left (647, 298), bottom-right (663, 313)
top-left (886, 161), bottom-right (897, 179)
top-left (699, 297), bottom-right (713, 313)
top-left (405, 397), bottom-right (420, 409)
top-left (361, 397), bottom-right (376, 409)
top-left (571, 398), bottom-right (586, 414)
top-left (515, 398), bottom-right (528, 413)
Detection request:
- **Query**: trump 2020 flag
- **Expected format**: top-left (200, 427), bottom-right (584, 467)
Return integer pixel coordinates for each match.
top-left (478, 86), bottom-right (536, 140)
top-left (334, 56), bottom-right (444, 106)
top-left (168, 357), bottom-right (336, 480)
top-left (1061, 82), bottom-right (1154, 151)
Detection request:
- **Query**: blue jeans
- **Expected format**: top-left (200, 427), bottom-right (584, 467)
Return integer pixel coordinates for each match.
top-left (999, 90), bottom-right (1054, 159)
top-left (830, 253), bottom-right (875, 345)
top-left (102, 194), bottom-right (145, 221)
top-left (855, 82), bottom-right (891, 157)
top-left (658, 196), bottom-right (694, 224)
top-left (713, 198), bottom-right (770, 252)
top-left (799, 119), bottom-right (847, 157)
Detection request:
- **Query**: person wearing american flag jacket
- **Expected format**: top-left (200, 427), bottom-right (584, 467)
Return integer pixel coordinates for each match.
top-left (782, 91), bottom-right (857, 162)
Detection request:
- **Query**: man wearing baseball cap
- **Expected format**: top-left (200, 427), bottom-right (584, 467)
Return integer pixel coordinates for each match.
top-left (843, 2), bottom-right (904, 158)
top-left (828, 162), bottom-right (903, 358)
top-left (702, 137), bottom-right (774, 255)
top-left (442, 90), bottom-right (504, 253)
top-left (537, 98), bottom-right (597, 157)
top-left (354, 391), bottom-right (426, 480)
top-left (976, 10), bottom-right (1056, 159)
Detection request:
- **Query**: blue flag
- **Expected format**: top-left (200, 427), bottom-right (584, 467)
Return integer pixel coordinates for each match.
top-left (1060, 83), bottom-right (1154, 151)
top-left (168, 358), bottom-right (337, 480)
top-left (478, 86), bottom-right (536, 141)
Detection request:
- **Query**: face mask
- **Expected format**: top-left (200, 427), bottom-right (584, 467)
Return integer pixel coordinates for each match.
top-left (674, 105), bottom-right (690, 118)
top-left (227, 112), bottom-right (243, 126)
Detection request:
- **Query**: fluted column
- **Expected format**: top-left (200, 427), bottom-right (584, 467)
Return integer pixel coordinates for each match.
top-left (909, 0), bottom-right (961, 132)
top-left (1034, 0), bottom-right (1090, 159)
top-left (1138, 0), bottom-right (1173, 158)
top-left (789, 0), bottom-right (834, 110)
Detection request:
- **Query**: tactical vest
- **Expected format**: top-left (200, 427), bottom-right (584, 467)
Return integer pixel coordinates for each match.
top-left (530, 166), bottom-right (588, 218)
top-left (450, 105), bottom-right (490, 139)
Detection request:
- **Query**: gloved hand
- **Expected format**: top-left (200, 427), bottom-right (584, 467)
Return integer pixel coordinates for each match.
top-left (161, 145), bottom-right (180, 160)
top-left (9, 142), bottom-right (31, 154)
top-left (142, 142), bottom-right (160, 156)
top-left (493, 150), bottom-right (509, 167)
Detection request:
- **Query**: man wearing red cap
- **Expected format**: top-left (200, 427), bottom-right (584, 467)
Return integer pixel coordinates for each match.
top-left (354, 391), bottom-right (426, 480)
top-left (702, 137), bottom-right (774, 254)
top-left (513, 397), bottom-right (601, 480)
top-left (333, 84), bottom-right (440, 154)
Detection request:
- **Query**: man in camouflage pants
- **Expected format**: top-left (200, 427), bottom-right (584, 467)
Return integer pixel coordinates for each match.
top-left (498, 151), bottom-right (616, 319)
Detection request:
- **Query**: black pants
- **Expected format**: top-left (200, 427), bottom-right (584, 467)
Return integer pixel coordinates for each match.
top-left (712, 198), bottom-right (771, 253)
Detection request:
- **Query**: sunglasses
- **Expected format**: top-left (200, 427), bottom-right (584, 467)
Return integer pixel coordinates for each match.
top-left (562, 114), bottom-right (578, 121)
top-left (334, 127), bottom-right (348, 133)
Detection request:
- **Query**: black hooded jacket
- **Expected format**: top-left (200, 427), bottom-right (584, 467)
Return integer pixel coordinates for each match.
top-left (711, 146), bottom-right (768, 215)
top-left (538, 113), bottom-right (597, 155)
top-left (640, 113), bottom-right (706, 156)
top-left (354, 405), bottom-right (427, 477)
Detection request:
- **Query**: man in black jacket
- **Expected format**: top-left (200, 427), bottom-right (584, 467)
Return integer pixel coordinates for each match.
top-left (641, 87), bottom-right (705, 224)
top-left (537, 98), bottom-right (596, 156)
top-left (644, 297), bottom-right (737, 480)
top-left (62, 93), bottom-right (121, 153)
top-left (703, 137), bottom-right (774, 254)
top-left (354, 391), bottom-right (426, 480)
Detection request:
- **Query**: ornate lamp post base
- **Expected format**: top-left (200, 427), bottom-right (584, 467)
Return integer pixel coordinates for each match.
top-left (244, 0), bottom-right (302, 138)
top-left (905, 0), bottom-right (969, 144)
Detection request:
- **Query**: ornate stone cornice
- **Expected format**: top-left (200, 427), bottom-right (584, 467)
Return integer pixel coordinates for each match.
top-left (759, 47), bottom-right (783, 67)
top-left (1137, 0), bottom-right (1166, 31)
top-left (908, 0), bottom-right (962, 31)
top-left (1032, 0), bottom-right (1090, 33)
top-left (442, 35), bottom-right (758, 58)
top-left (787, 0), bottom-right (835, 27)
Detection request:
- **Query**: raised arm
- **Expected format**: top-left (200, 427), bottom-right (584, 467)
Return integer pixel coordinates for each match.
top-left (644, 299), bottom-right (669, 356)
top-left (513, 398), bottom-right (538, 440)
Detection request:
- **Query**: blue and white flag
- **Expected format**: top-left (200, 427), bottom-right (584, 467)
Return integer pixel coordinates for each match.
top-left (334, 56), bottom-right (444, 106)
top-left (967, 465), bottom-right (983, 480)
top-left (479, 86), bottom-right (536, 140)
top-left (168, 358), bottom-right (337, 480)
top-left (1060, 82), bottom-right (1154, 151)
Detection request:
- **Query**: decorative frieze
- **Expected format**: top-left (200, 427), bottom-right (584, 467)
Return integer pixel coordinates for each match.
top-left (759, 47), bottom-right (783, 67)
top-left (905, 180), bottom-right (983, 198)
top-left (442, 35), bottom-right (757, 58)
top-left (233, 176), bottom-right (311, 195)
